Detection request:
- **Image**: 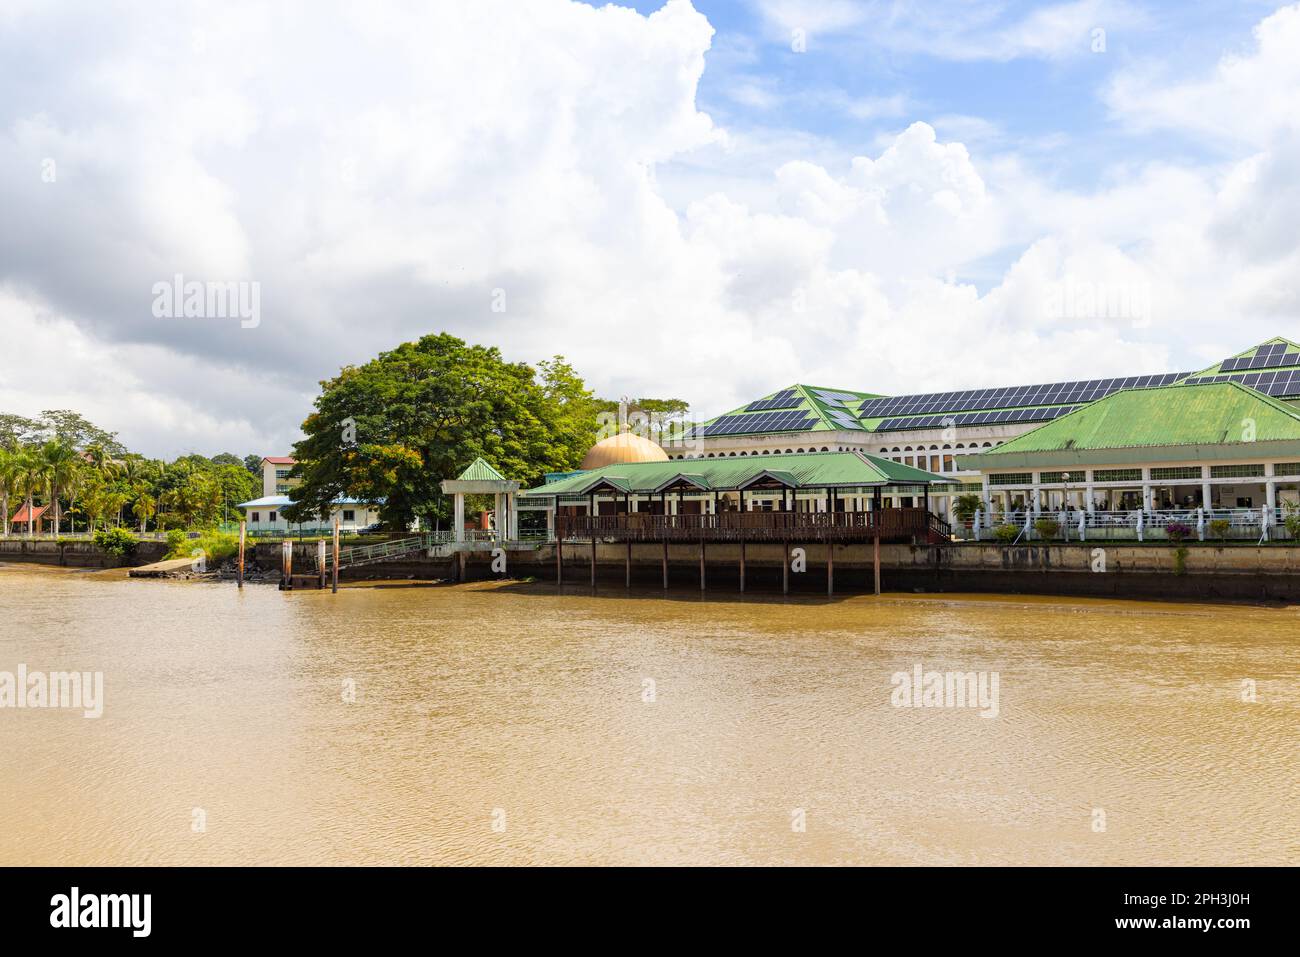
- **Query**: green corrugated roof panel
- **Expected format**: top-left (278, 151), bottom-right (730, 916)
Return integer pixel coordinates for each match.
top-left (521, 451), bottom-right (948, 497)
top-left (455, 457), bottom-right (508, 482)
top-left (978, 382), bottom-right (1300, 454)
top-left (693, 383), bottom-right (883, 437)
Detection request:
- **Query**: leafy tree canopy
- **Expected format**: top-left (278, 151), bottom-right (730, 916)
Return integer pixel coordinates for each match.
top-left (284, 335), bottom-right (601, 529)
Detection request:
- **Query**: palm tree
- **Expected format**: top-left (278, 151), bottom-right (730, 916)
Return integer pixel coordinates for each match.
top-left (40, 439), bottom-right (81, 537)
top-left (133, 488), bottom-right (157, 533)
top-left (0, 448), bottom-right (19, 538)
top-left (16, 449), bottom-right (49, 538)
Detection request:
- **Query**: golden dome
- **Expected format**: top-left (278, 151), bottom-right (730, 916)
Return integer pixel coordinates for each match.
top-left (580, 429), bottom-right (669, 470)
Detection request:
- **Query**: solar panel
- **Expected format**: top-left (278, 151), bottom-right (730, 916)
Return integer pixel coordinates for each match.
top-left (745, 389), bottom-right (801, 412)
top-left (858, 373), bottom-right (1185, 418)
top-left (702, 411), bottom-right (818, 436)
top-left (874, 405), bottom-right (1079, 432)
top-left (826, 409), bottom-right (865, 430)
top-left (812, 388), bottom-right (860, 405)
top-left (1182, 370), bottom-right (1300, 397)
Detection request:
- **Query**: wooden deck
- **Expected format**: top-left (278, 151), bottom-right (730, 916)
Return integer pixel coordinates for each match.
top-left (557, 508), bottom-right (947, 544)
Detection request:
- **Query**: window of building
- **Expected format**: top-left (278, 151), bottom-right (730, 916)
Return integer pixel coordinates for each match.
top-left (275, 469), bottom-right (291, 479)
top-left (1093, 468), bottom-right (1142, 482)
top-left (268, 511), bottom-right (278, 522)
top-left (250, 512), bottom-right (259, 523)
top-left (1274, 462), bottom-right (1300, 476)
top-left (988, 473), bottom-right (1031, 486)
top-left (942, 455), bottom-right (953, 472)
top-left (1210, 464), bottom-right (1265, 479)
top-left (343, 510), bottom-right (355, 521)
top-left (1150, 466), bottom-right (1202, 481)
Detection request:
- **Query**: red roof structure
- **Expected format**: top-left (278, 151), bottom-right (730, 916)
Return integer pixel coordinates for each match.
top-left (262, 456), bottom-right (296, 465)
top-left (9, 503), bottom-right (50, 529)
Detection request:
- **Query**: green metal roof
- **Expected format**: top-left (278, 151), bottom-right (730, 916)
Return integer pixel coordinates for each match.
top-left (1178, 336), bottom-right (1300, 379)
top-left (958, 382), bottom-right (1300, 470)
top-left (523, 451), bottom-right (949, 497)
top-left (694, 383), bottom-right (882, 437)
top-left (455, 457), bottom-right (507, 482)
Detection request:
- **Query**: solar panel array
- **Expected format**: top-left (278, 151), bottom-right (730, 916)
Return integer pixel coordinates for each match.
top-left (701, 410), bottom-right (818, 436)
top-left (876, 405), bottom-right (1080, 433)
top-left (1218, 343), bottom-right (1300, 372)
top-left (811, 388), bottom-right (861, 404)
top-left (857, 373), bottom-right (1187, 418)
top-left (1181, 369), bottom-right (1300, 397)
top-left (744, 389), bottom-right (801, 412)
top-left (826, 409), bottom-right (865, 431)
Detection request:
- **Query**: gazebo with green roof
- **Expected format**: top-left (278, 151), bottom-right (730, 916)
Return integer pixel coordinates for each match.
top-left (439, 457), bottom-right (520, 543)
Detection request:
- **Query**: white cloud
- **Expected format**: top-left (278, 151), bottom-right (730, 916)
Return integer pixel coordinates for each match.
top-left (1, 0), bottom-right (1299, 458)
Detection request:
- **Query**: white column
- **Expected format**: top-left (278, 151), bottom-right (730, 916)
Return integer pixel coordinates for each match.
top-left (546, 502), bottom-right (555, 541)
top-left (1085, 471), bottom-right (1095, 513)
top-left (508, 491), bottom-right (519, 540)
top-left (1141, 467), bottom-right (1153, 513)
top-left (1201, 465), bottom-right (1212, 511)
top-left (454, 493), bottom-right (465, 543)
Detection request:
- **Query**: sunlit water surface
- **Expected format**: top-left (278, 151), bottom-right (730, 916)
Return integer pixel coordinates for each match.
top-left (1, 563), bottom-right (1296, 865)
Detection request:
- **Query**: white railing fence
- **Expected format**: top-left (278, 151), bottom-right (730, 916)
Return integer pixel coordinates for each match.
top-left (952, 507), bottom-right (1298, 543)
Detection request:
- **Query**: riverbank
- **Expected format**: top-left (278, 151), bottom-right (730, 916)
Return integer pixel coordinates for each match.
top-left (8, 537), bottom-right (1300, 603)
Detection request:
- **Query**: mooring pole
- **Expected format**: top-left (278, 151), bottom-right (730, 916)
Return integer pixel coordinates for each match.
top-left (739, 533), bottom-right (746, 593)
top-left (625, 539), bottom-right (632, 588)
top-left (783, 540), bottom-right (789, 595)
top-left (317, 539), bottom-right (326, 589)
top-left (662, 538), bottom-right (668, 589)
top-left (873, 530), bottom-right (881, 596)
top-left (591, 530), bottom-right (597, 588)
top-left (237, 520), bottom-right (246, 589)
top-left (556, 530), bottom-right (563, 585)
top-left (699, 536), bottom-right (706, 591)
top-left (280, 539), bottom-right (293, 590)
top-left (827, 539), bottom-right (834, 597)
top-left (332, 518), bottom-right (340, 593)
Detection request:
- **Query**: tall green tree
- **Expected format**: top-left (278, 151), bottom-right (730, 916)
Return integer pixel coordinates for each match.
top-left (284, 335), bottom-right (600, 529)
top-left (40, 439), bottom-right (82, 536)
top-left (0, 447), bottom-right (19, 537)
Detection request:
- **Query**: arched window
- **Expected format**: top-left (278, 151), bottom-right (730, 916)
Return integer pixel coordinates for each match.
top-left (820, 447), bottom-right (829, 452)
top-left (904, 446), bottom-right (913, 452)
top-left (982, 442), bottom-right (991, 448)
top-left (796, 448), bottom-right (805, 454)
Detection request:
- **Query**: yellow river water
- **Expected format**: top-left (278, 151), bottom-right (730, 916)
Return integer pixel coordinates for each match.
top-left (0, 562), bottom-right (1296, 865)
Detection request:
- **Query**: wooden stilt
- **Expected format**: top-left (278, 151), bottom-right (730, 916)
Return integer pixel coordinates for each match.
top-left (662, 539), bottom-right (668, 589)
top-left (699, 538), bottom-right (706, 591)
top-left (237, 520), bottom-right (246, 589)
top-left (591, 532), bottom-right (597, 588)
top-left (625, 539), bottom-right (631, 588)
top-left (873, 531), bottom-right (881, 596)
top-left (783, 540), bottom-right (789, 595)
top-left (827, 539), bottom-right (834, 596)
top-left (280, 540), bottom-right (293, 590)
top-left (332, 518), bottom-right (339, 593)
top-left (317, 539), bottom-right (326, 589)
top-left (739, 534), bottom-right (746, 593)
top-left (556, 532), bottom-right (563, 585)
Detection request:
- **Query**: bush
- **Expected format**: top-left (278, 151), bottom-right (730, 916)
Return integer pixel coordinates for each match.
top-left (1165, 521), bottom-right (1192, 543)
top-left (1285, 514), bottom-right (1300, 539)
top-left (1208, 519), bottom-right (1231, 541)
top-left (93, 527), bottom-right (139, 557)
top-left (165, 529), bottom-right (239, 565)
top-left (1173, 544), bottom-right (1189, 575)
top-left (993, 523), bottom-right (1020, 543)
top-left (1033, 518), bottom-right (1060, 540)
top-left (952, 493), bottom-right (982, 523)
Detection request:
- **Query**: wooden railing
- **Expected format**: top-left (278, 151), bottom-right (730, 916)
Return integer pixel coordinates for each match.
top-left (557, 508), bottom-right (946, 543)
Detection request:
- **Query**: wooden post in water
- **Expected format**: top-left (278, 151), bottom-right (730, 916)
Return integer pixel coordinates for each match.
top-left (237, 520), bottom-right (246, 589)
top-left (556, 531), bottom-right (563, 585)
top-left (826, 539), bottom-right (834, 597)
top-left (661, 539), bottom-right (668, 589)
top-left (782, 540), bottom-right (789, 595)
top-left (873, 531), bottom-right (881, 596)
top-left (699, 537), bottom-right (706, 591)
top-left (280, 539), bottom-right (293, 590)
top-left (625, 540), bottom-right (631, 588)
top-left (332, 518), bottom-right (340, 594)
top-left (317, 539), bottom-right (326, 589)
top-left (590, 530), bottom-right (597, 589)
top-left (739, 533), bottom-right (746, 593)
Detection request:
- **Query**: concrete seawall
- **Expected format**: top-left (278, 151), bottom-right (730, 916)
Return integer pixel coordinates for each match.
top-left (0, 539), bottom-right (169, 568)
top-left (272, 539), bottom-right (1300, 602)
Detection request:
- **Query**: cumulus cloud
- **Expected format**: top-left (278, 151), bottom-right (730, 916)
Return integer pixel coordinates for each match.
top-left (1, 0), bottom-right (1298, 457)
